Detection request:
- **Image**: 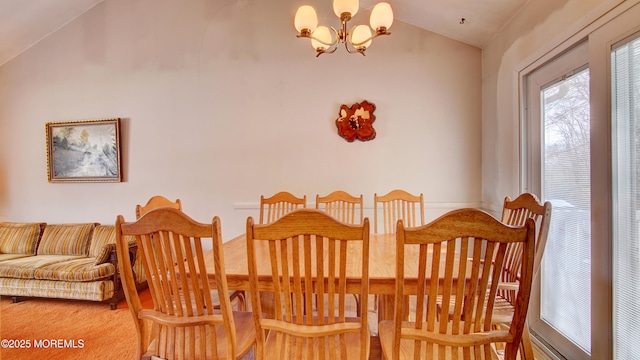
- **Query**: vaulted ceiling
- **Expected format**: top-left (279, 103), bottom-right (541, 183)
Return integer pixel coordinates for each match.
top-left (0, 0), bottom-right (527, 67)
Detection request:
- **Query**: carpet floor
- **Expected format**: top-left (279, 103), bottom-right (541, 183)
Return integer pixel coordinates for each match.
top-left (0, 294), bottom-right (143, 360)
top-left (0, 292), bottom-right (379, 360)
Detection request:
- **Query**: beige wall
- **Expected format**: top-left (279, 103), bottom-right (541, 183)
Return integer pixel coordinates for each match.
top-left (481, 0), bottom-right (626, 211)
top-left (0, 0), bottom-right (481, 238)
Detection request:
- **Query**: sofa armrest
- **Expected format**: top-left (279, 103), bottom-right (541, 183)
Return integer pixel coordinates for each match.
top-left (108, 240), bottom-right (138, 278)
top-left (107, 240), bottom-right (144, 309)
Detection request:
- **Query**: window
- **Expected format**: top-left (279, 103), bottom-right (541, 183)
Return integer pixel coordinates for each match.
top-left (522, 3), bottom-right (640, 358)
top-left (525, 42), bottom-right (591, 359)
top-left (612, 34), bottom-right (640, 360)
top-left (540, 66), bottom-right (591, 353)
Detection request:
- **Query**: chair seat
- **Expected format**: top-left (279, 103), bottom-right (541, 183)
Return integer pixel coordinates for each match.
top-left (143, 311), bottom-right (256, 360)
top-left (490, 294), bottom-right (515, 324)
top-left (436, 292), bottom-right (515, 323)
top-left (379, 320), bottom-right (502, 360)
top-left (264, 320), bottom-right (368, 360)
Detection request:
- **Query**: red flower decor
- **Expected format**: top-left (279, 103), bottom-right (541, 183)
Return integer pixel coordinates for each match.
top-left (335, 100), bottom-right (376, 142)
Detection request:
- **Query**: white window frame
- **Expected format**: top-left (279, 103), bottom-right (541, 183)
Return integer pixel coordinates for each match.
top-left (518, 2), bottom-right (640, 359)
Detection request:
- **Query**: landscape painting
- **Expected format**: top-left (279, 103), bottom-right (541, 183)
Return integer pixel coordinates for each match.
top-left (46, 118), bottom-right (122, 182)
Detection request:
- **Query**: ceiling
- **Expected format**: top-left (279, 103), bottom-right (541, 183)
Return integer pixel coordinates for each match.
top-left (360, 0), bottom-right (527, 47)
top-left (0, 0), bottom-right (527, 67)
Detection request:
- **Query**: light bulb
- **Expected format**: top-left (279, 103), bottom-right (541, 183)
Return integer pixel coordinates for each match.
top-left (333, 0), bottom-right (359, 18)
top-left (351, 25), bottom-right (372, 48)
top-left (294, 5), bottom-right (318, 33)
top-left (311, 26), bottom-right (332, 50)
top-left (370, 2), bottom-right (393, 30)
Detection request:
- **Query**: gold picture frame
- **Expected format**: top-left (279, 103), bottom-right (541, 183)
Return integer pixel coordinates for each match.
top-left (46, 118), bottom-right (122, 183)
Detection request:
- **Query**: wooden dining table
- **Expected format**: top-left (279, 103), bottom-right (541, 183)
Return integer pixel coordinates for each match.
top-left (196, 232), bottom-right (463, 321)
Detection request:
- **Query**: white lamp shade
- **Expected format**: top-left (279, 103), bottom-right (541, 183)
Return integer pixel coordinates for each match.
top-left (311, 26), bottom-right (332, 50)
top-left (370, 2), bottom-right (393, 30)
top-left (351, 25), bottom-right (372, 48)
top-left (333, 0), bottom-right (359, 17)
top-left (294, 5), bottom-right (318, 32)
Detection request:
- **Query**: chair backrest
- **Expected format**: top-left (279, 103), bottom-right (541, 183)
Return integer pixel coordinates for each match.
top-left (391, 208), bottom-right (535, 360)
top-left (259, 191), bottom-right (306, 224)
top-left (135, 195), bottom-right (182, 219)
top-left (501, 192), bottom-right (552, 277)
top-left (374, 189), bottom-right (424, 234)
top-left (116, 208), bottom-right (238, 360)
top-left (497, 193), bottom-right (552, 306)
top-left (246, 209), bottom-right (371, 360)
top-left (315, 190), bottom-right (364, 224)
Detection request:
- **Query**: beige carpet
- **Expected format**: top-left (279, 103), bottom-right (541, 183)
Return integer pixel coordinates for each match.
top-left (0, 294), bottom-right (141, 360)
top-left (0, 292), bottom-right (377, 360)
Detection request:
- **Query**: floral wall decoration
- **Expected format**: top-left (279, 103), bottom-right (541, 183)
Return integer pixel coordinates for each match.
top-left (335, 100), bottom-right (376, 142)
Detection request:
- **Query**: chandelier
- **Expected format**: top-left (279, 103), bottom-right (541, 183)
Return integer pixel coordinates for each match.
top-left (294, 0), bottom-right (393, 57)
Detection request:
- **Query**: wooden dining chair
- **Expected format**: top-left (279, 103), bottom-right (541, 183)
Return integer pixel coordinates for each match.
top-left (373, 189), bottom-right (425, 313)
top-left (259, 191), bottom-right (307, 224)
top-left (133, 196), bottom-right (183, 288)
top-left (500, 193), bottom-right (552, 287)
top-left (316, 191), bottom-right (365, 316)
top-left (315, 191), bottom-right (364, 225)
top-left (378, 208), bottom-right (536, 360)
top-left (135, 195), bottom-right (182, 219)
top-left (246, 209), bottom-right (371, 360)
top-left (374, 189), bottom-right (425, 234)
top-left (135, 196), bottom-right (246, 311)
top-left (115, 208), bottom-right (256, 360)
top-left (492, 193), bottom-right (552, 360)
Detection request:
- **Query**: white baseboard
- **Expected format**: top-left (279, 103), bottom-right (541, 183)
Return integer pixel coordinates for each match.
top-left (233, 202), bottom-right (484, 211)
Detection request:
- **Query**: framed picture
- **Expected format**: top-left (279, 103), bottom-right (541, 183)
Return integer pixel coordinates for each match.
top-left (46, 118), bottom-right (122, 183)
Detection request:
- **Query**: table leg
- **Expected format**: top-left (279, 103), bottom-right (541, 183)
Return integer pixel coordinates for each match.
top-left (377, 294), bottom-right (395, 323)
top-left (377, 294), bottom-right (410, 323)
top-left (259, 292), bottom-right (275, 319)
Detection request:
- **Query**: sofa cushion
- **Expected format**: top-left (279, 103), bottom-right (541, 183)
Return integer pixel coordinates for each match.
top-left (34, 258), bottom-right (115, 281)
top-left (37, 223), bottom-right (96, 256)
top-left (0, 255), bottom-right (85, 279)
top-left (89, 225), bottom-right (116, 265)
top-left (0, 254), bottom-right (32, 262)
top-left (0, 222), bottom-right (45, 255)
top-left (0, 278), bottom-right (115, 301)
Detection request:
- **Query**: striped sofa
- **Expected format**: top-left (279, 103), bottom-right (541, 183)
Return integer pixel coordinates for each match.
top-left (0, 222), bottom-right (146, 309)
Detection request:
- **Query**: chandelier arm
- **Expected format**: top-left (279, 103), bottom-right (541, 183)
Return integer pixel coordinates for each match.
top-left (329, 26), bottom-right (341, 44)
top-left (342, 24), bottom-right (362, 55)
top-left (296, 33), bottom-right (339, 48)
top-left (349, 30), bottom-right (391, 47)
top-left (316, 46), bottom-right (338, 57)
top-left (309, 35), bottom-right (338, 47)
top-left (343, 41), bottom-right (364, 55)
top-left (314, 27), bottom-right (340, 57)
